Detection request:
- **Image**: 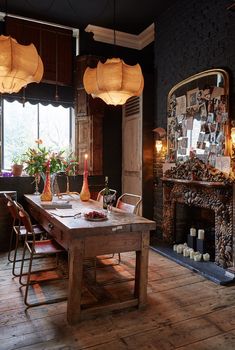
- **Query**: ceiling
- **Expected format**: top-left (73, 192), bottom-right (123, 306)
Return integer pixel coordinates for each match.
top-left (0, 0), bottom-right (175, 35)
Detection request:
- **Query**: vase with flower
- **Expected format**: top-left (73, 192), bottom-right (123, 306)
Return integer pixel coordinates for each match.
top-left (24, 139), bottom-right (65, 195)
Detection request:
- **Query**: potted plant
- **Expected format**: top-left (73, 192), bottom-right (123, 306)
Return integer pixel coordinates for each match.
top-left (11, 155), bottom-right (24, 176)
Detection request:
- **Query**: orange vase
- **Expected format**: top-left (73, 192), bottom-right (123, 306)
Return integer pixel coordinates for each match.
top-left (40, 171), bottom-right (53, 201)
top-left (80, 170), bottom-right (90, 201)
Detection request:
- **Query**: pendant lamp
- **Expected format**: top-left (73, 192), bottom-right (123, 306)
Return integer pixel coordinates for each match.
top-left (0, 35), bottom-right (44, 94)
top-left (83, 1), bottom-right (144, 106)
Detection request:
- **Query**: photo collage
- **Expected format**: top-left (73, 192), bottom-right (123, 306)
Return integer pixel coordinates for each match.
top-left (167, 85), bottom-right (228, 166)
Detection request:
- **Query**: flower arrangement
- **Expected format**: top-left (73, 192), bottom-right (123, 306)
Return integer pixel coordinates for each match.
top-left (62, 152), bottom-right (79, 176)
top-left (23, 140), bottom-right (78, 176)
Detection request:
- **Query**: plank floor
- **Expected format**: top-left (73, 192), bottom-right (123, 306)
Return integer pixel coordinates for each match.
top-left (0, 247), bottom-right (235, 350)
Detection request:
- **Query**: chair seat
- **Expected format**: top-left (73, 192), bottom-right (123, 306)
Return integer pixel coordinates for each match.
top-left (14, 224), bottom-right (44, 236)
top-left (32, 239), bottom-right (64, 255)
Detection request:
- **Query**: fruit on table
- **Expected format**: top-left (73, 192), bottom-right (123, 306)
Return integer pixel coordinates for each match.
top-left (84, 211), bottom-right (107, 219)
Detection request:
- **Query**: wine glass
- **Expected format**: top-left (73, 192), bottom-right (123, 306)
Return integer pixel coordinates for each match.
top-left (107, 193), bottom-right (116, 213)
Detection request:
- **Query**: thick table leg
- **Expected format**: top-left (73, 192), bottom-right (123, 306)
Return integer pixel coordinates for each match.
top-left (67, 239), bottom-right (84, 324)
top-left (134, 231), bottom-right (149, 308)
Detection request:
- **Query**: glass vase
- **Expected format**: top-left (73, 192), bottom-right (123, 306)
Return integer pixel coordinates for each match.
top-left (40, 171), bottom-right (53, 201)
top-left (34, 174), bottom-right (41, 195)
top-left (80, 170), bottom-right (90, 201)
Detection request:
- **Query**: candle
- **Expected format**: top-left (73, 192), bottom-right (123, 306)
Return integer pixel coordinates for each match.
top-left (173, 244), bottom-right (178, 251)
top-left (203, 253), bottom-right (210, 261)
top-left (190, 228), bottom-right (196, 236)
top-left (190, 249), bottom-right (195, 259)
top-left (177, 245), bottom-right (183, 254)
top-left (194, 253), bottom-right (202, 262)
top-left (198, 229), bottom-right (205, 240)
top-left (84, 154), bottom-right (88, 172)
top-left (183, 248), bottom-right (190, 257)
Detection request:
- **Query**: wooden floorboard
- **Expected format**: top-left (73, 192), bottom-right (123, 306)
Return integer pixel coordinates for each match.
top-left (0, 249), bottom-right (235, 350)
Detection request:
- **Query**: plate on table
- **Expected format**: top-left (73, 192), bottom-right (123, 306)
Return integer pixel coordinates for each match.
top-left (84, 211), bottom-right (108, 221)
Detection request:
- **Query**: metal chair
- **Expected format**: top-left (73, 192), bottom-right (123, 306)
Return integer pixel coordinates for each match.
top-left (95, 193), bottom-right (142, 284)
top-left (17, 204), bottom-right (67, 307)
top-left (114, 193), bottom-right (142, 263)
top-left (116, 193), bottom-right (142, 215)
top-left (96, 188), bottom-right (117, 204)
top-left (4, 193), bottom-right (45, 276)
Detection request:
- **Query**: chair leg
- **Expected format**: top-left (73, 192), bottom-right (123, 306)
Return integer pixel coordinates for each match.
top-left (19, 243), bottom-right (27, 285)
top-left (24, 252), bottom-right (34, 307)
top-left (12, 234), bottom-right (21, 276)
top-left (7, 224), bottom-right (15, 262)
top-left (23, 252), bottom-right (67, 308)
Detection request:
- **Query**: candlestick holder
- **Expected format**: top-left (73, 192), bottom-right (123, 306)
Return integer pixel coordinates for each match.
top-left (187, 234), bottom-right (197, 250)
top-left (80, 170), bottom-right (90, 201)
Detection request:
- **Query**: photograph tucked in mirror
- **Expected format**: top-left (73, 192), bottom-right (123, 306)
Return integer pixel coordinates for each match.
top-left (167, 69), bottom-right (229, 168)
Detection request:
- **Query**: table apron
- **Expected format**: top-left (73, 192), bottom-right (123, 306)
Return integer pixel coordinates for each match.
top-left (83, 231), bottom-right (142, 257)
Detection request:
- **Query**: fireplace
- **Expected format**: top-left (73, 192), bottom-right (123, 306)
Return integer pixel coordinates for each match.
top-left (175, 203), bottom-right (215, 260)
top-left (162, 178), bottom-right (233, 269)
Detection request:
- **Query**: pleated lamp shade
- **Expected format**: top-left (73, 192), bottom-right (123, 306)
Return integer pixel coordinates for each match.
top-left (0, 35), bottom-right (44, 94)
top-left (83, 58), bottom-right (144, 106)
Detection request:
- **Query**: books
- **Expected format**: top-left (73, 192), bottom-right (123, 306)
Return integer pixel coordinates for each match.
top-left (41, 201), bottom-right (72, 209)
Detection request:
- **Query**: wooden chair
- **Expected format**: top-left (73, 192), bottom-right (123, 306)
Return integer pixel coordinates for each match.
top-left (17, 204), bottom-right (67, 307)
top-left (4, 193), bottom-right (45, 277)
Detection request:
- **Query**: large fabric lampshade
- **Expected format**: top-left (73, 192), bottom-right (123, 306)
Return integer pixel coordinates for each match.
top-left (0, 35), bottom-right (44, 94)
top-left (83, 58), bottom-right (144, 106)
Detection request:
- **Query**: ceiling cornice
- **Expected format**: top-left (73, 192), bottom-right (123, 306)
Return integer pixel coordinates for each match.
top-left (85, 23), bottom-right (154, 50)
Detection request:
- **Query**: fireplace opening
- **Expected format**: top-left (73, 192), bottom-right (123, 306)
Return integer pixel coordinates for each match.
top-left (175, 203), bottom-right (215, 261)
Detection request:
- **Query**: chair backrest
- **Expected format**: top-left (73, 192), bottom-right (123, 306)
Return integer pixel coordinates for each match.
top-left (96, 188), bottom-right (117, 204)
top-left (14, 202), bottom-right (35, 242)
top-left (116, 193), bottom-right (142, 215)
top-left (4, 193), bottom-right (20, 221)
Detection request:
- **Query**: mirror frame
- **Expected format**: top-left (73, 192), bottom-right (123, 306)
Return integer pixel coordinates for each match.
top-left (167, 68), bottom-right (229, 163)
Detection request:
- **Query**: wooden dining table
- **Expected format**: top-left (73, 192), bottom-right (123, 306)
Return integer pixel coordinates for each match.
top-left (24, 194), bottom-right (156, 324)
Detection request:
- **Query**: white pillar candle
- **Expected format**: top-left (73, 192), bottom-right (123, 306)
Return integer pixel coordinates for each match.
top-left (194, 253), bottom-right (202, 262)
top-left (190, 250), bottom-right (195, 259)
top-left (177, 245), bottom-right (183, 254)
top-left (173, 244), bottom-right (178, 251)
top-left (203, 253), bottom-right (210, 261)
top-left (190, 228), bottom-right (196, 236)
top-left (198, 229), bottom-right (205, 240)
top-left (183, 248), bottom-right (190, 257)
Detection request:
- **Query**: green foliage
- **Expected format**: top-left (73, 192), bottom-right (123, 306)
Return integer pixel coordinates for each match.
top-left (23, 140), bottom-right (78, 176)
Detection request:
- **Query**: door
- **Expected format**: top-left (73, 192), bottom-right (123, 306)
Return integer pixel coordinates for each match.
top-left (122, 96), bottom-right (142, 211)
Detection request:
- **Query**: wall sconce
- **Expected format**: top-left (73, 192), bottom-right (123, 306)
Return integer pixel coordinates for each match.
top-left (155, 140), bottom-right (163, 152)
top-left (153, 127), bottom-right (166, 154)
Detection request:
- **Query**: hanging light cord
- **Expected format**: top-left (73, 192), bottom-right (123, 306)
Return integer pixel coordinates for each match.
top-left (113, 0), bottom-right (116, 46)
top-left (113, 0), bottom-right (117, 57)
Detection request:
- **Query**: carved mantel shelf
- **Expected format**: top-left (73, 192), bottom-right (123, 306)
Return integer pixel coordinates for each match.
top-left (162, 177), bottom-right (232, 188)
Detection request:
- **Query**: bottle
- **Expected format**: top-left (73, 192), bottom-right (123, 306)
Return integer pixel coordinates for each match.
top-left (103, 176), bottom-right (111, 210)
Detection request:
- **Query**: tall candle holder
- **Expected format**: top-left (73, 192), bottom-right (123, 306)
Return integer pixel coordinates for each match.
top-left (80, 154), bottom-right (90, 201)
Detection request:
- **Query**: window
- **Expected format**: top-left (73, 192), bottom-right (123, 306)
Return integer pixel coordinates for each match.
top-left (2, 99), bottom-right (73, 170)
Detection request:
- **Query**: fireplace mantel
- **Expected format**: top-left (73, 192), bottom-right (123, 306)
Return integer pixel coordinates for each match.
top-left (162, 177), bottom-right (231, 188)
top-left (162, 178), bottom-right (233, 269)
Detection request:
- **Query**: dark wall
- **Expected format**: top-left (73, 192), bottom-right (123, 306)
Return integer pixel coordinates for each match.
top-left (103, 106), bottom-right (122, 198)
top-left (154, 0), bottom-right (235, 128)
top-left (153, 0), bottom-right (235, 236)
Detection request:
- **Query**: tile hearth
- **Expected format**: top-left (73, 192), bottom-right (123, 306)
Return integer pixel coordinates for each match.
top-left (150, 243), bottom-right (235, 285)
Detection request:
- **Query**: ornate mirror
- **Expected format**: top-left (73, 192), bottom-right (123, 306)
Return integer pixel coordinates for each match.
top-left (167, 69), bottom-right (229, 167)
